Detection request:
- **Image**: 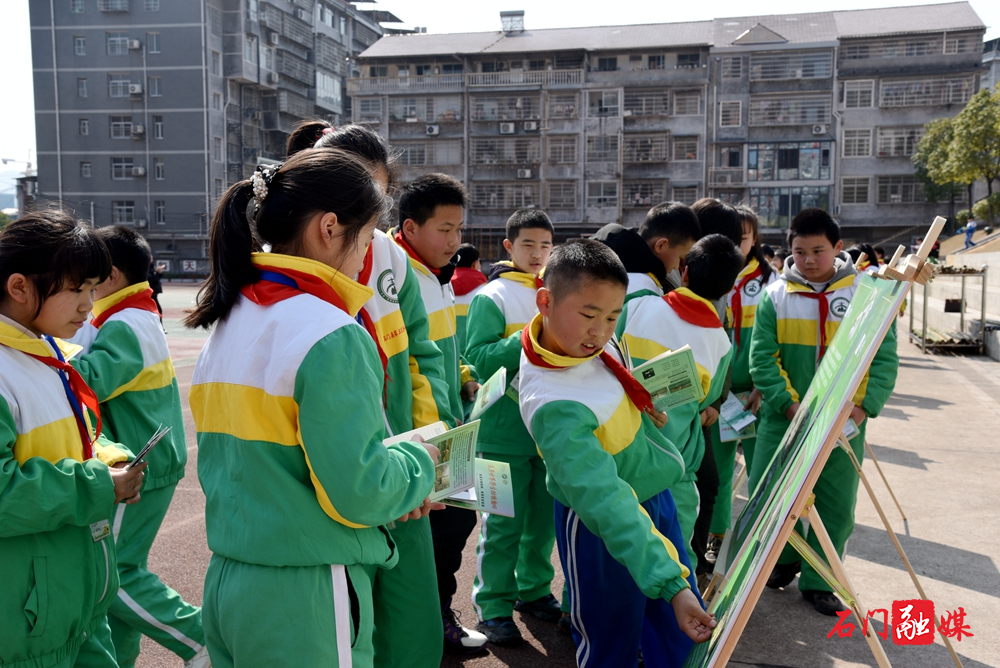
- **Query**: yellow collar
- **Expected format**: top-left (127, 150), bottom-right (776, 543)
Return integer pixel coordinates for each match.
top-left (0, 319), bottom-right (81, 360)
top-left (647, 273), bottom-right (663, 289)
top-left (91, 281), bottom-right (149, 321)
top-left (786, 274), bottom-right (855, 294)
top-left (737, 258), bottom-right (760, 281)
top-left (525, 313), bottom-right (601, 369)
top-left (251, 252), bottom-right (374, 317)
top-left (495, 261), bottom-right (542, 289)
top-left (673, 287), bottom-right (720, 318)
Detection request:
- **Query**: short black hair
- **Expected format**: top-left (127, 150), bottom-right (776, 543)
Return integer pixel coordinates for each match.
top-left (398, 174), bottom-right (466, 227)
top-left (684, 234), bottom-right (745, 302)
top-left (95, 224), bottom-right (153, 285)
top-left (454, 243), bottom-right (480, 267)
top-left (544, 239), bottom-right (627, 302)
top-left (873, 245), bottom-right (885, 258)
top-left (638, 202), bottom-right (701, 246)
top-left (788, 208), bottom-right (840, 247)
top-left (506, 209), bottom-right (554, 242)
top-left (692, 198), bottom-right (742, 246)
top-left (761, 243), bottom-right (775, 260)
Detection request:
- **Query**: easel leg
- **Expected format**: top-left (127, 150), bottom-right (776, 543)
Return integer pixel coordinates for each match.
top-left (731, 460), bottom-right (747, 507)
top-left (838, 438), bottom-right (964, 668)
top-left (864, 439), bottom-right (908, 524)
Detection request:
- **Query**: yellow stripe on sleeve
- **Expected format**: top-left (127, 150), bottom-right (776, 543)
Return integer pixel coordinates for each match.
top-left (189, 382), bottom-right (300, 446)
top-left (504, 322), bottom-right (527, 338)
top-left (372, 309), bottom-right (409, 359)
top-left (300, 447), bottom-right (368, 529)
top-left (409, 355), bottom-right (442, 428)
top-left (105, 357), bottom-right (176, 401)
top-left (593, 394), bottom-right (644, 456)
top-left (636, 491), bottom-right (691, 580)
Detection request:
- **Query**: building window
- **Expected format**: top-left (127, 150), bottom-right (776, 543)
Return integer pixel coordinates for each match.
top-left (245, 36), bottom-right (257, 64)
top-left (879, 77), bottom-right (974, 107)
top-left (71, 0), bottom-right (84, 12)
top-left (470, 138), bottom-right (541, 164)
top-left (549, 93), bottom-right (578, 119)
top-left (74, 36), bottom-right (86, 56)
top-left (146, 33), bottom-right (160, 54)
top-left (648, 55), bottom-right (665, 70)
top-left (153, 115), bottom-right (163, 139)
top-left (596, 57), bottom-right (618, 72)
top-left (108, 74), bottom-right (130, 97)
top-left (145, 0), bottom-right (160, 10)
top-left (356, 98), bottom-right (382, 123)
top-left (547, 136), bottom-right (577, 163)
top-left (471, 183), bottom-right (539, 209)
top-left (623, 135), bottom-right (669, 162)
top-left (722, 56), bottom-right (742, 79)
top-left (672, 187), bottom-right (698, 205)
top-left (748, 94), bottom-right (832, 126)
top-left (587, 182), bottom-right (618, 208)
top-left (369, 66), bottom-right (387, 78)
top-left (876, 126), bottom-right (924, 157)
top-left (213, 137), bottom-right (223, 162)
top-left (673, 137), bottom-right (699, 161)
top-left (719, 101), bottom-right (741, 127)
top-left (340, 16), bottom-right (348, 35)
top-left (214, 178), bottom-right (224, 198)
top-left (111, 157), bottom-right (134, 180)
top-left (750, 186), bottom-right (830, 227)
top-left (107, 32), bottom-right (129, 56)
top-left (396, 140), bottom-right (462, 166)
top-left (876, 175), bottom-right (925, 203)
top-left (719, 145), bottom-right (742, 168)
top-left (842, 44), bottom-right (870, 60)
top-left (624, 181), bottom-right (667, 208)
top-left (624, 89), bottom-right (669, 116)
top-left (212, 92), bottom-right (222, 110)
top-left (155, 200), bottom-right (165, 224)
top-left (212, 51), bottom-right (221, 75)
top-left (112, 201), bottom-right (135, 224)
top-left (79, 118), bottom-right (89, 135)
top-left (80, 162), bottom-right (92, 177)
top-left (842, 129), bottom-right (872, 158)
top-left (110, 115), bottom-right (132, 138)
top-left (673, 91), bottom-right (701, 116)
top-left (154, 157), bottom-right (164, 180)
top-left (844, 80), bottom-right (874, 108)
top-left (78, 78), bottom-right (88, 97)
top-left (471, 95), bottom-right (539, 121)
top-left (748, 142), bottom-right (831, 181)
top-left (585, 135), bottom-right (619, 162)
top-left (588, 91), bottom-right (619, 117)
top-left (148, 76), bottom-right (161, 96)
top-left (842, 177), bottom-right (870, 204)
top-left (548, 182), bottom-right (577, 209)
top-left (749, 51), bottom-right (833, 80)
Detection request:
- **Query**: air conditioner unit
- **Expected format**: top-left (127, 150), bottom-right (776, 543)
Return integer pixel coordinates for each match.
top-left (131, 124), bottom-right (145, 136)
top-left (517, 169), bottom-right (532, 179)
top-left (128, 83), bottom-right (143, 95)
top-left (426, 124), bottom-right (440, 136)
top-left (499, 122), bottom-right (516, 135)
top-left (524, 121), bottom-right (538, 131)
top-left (295, 8), bottom-right (309, 20)
top-left (135, 218), bottom-right (148, 228)
top-left (127, 39), bottom-right (141, 50)
top-left (132, 166), bottom-right (146, 177)
top-left (269, 32), bottom-right (280, 45)
top-left (267, 72), bottom-right (279, 84)
top-left (812, 124), bottom-right (828, 135)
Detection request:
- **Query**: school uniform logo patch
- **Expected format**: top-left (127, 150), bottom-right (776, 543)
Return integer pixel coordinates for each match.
top-left (743, 279), bottom-right (762, 297)
top-left (377, 270), bottom-right (399, 304)
top-left (830, 297), bottom-right (851, 318)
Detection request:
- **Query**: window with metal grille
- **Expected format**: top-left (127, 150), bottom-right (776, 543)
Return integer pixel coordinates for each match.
top-left (213, 137), bottom-right (223, 162)
top-left (110, 115), bottom-right (132, 139)
top-left (357, 98), bottom-right (382, 123)
top-left (112, 201), bottom-right (135, 223)
top-left (71, 0), bottom-right (84, 12)
top-left (145, 0), bottom-right (160, 10)
top-left (79, 118), bottom-right (89, 135)
top-left (588, 91), bottom-right (619, 117)
top-left (749, 51), bottom-right (832, 80)
top-left (548, 182), bottom-right (577, 208)
top-left (108, 74), bottom-right (130, 97)
top-left (749, 94), bottom-right (832, 126)
top-left (107, 32), bottom-right (129, 56)
top-left (876, 176), bottom-right (924, 203)
top-left (111, 157), bottom-right (133, 180)
top-left (472, 95), bottom-right (539, 121)
top-left (470, 138), bottom-right (541, 164)
top-left (843, 81), bottom-right (874, 108)
top-left (673, 137), bottom-right (698, 161)
top-left (74, 36), bottom-right (86, 56)
top-left (879, 77), bottom-right (974, 107)
top-left (587, 182), bottom-right (618, 208)
top-left (876, 127), bottom-right (924, 157)
top-left (80, 162), bottom-right (92, 177)
top-left (842, 44), bottom-right (870, 60)
top-left (623, 135), bottom-right (668, 163)
top-left (155, 201), bottom-right (165, 224)
top-left (673, 91), bottom-right (701, 116)
top-left (719, 101), bottom-right (741, 127)
top-left (842, 129), bottom-right (872, 158)
top-left (549, 94), bottom-right (578, 119)
top-left (841, 177), bottom-right (869, 204)
top-left (648, 55), bottom-right (665, 70)
top-left (396, 140), bottom-right (463, 165)
top-left (153, 115), bottom-right (163, 139)
top-left (154, 158), bottom-right (164, 180)
top-left (721, 57), bottom-right (742, 79)
top-left (748, 142), bottom-right (831, 181)
top-left (624, 181), bottom-right (667, 208)
top-left (677, 53), bottom-right (701, 68)
top-left (596, 57), bottom-right (618, 72)
top-left (672, 187), bottom-right (697, 205)
top-left (586, 136), bottom-right (619, 162)
top-left (78, 78), bottom-right (88, 97)
top-left (471, 183), bottom-right (539, 209)
top-left (548, 136), bottom-right (577, 164)
top-left (624, 89), bottom-right (669, 116)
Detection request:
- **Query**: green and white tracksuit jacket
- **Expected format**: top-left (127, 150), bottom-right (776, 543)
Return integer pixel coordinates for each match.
top-left (0, 320), bottom-right (131, 668)
top-left (726, 259), bottom-right (778, 394)
top-left (451, 267), bottom-right (487, 355)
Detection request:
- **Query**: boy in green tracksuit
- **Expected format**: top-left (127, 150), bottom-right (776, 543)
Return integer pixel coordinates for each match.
top-left (466, 210), bottom-right (557, 645)
top-left (451, 243), bottom-right (487, 354)
top-left (71, 226), bottom-right (207, 668)
top-left (749, 208), bottom-right (898, 616)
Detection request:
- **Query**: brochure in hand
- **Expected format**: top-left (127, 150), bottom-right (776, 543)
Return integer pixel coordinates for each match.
top-left (126, 424), bottom-right (171, 470)
top-left (469, 366), bottom-right (507, 422)
top-left (719, 391), bottom-right (757, 442)
top-left (631, 345), bottom-right (704, 412)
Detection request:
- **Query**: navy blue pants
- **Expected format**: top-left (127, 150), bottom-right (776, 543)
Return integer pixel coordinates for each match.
top-left (554, 490), bottom-right (703, 668)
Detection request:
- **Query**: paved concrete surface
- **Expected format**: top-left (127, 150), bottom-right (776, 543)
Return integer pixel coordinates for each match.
top-left (136, 283), bottom-right (997, 668)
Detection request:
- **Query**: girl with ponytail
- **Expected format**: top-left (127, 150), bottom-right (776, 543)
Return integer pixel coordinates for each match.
top-left (187, 148), bottom-right (438, 667)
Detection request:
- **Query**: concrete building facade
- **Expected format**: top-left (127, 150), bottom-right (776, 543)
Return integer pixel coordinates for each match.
top-left (351, 3), bottom-right (986, 251)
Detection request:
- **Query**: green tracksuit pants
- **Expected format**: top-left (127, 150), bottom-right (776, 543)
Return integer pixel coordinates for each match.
top-left (749, 413), bottom-right (867, 594)
top-left (670, 479), bottom-right (700, 568)
top-left (471, 452), bottom-right (555, 621)
top-left (46, 616), bottom-right (119, 668)
top-left (107, 484), bottom-right (204, 668)
top-left (372, 516), bottom-right (443, 668)
top-left (203, 555), bottom-right (376, 668)
top-left (708, 424), bottom-right (758, 536)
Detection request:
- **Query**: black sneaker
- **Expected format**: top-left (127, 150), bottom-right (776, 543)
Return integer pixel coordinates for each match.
top-left (802, 590), bottom-right (847, 616)
top-left (442, 603), bottom-right (488, 655)
top-left (476, 617), bottom-right (523, 645)
top-left (765, 560), bottom-right (801, 589)
top-left (514, 593), bottom-right (562, 622)
top-left (557, 612), bottom-right (571, 634)
top-left (705, 534), bottom-right (724, 565)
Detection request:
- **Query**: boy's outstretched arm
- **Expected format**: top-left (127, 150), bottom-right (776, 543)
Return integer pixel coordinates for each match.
top-left (671, 588), bottom-right (717, 643)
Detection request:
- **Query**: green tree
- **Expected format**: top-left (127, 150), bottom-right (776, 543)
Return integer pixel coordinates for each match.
top-left (946, 87), bottom-right (1000, 198)
top-left (914, 117), bottom-right (966, 224)
top-left (0, 211), bottom-right (11, 231)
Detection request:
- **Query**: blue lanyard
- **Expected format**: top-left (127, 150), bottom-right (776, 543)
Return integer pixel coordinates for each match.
top-left (43, 335), bottom-right (90, 439)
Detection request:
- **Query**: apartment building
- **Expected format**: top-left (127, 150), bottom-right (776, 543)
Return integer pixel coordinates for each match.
top-left (29, 0), bottom-right (390, 268)
top-left (351, 3), bottom-right (985, 250)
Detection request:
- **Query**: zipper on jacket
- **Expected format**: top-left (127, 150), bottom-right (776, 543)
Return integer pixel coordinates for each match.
top-left (646, 435), bottom-right (686, 474)
top-left (98, 540), bottom-right (111, 604)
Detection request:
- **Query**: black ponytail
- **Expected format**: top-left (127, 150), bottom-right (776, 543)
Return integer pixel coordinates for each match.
top-left (286, 119), bottom-right (333, 158)
top-left (735, 204), bottom-right (773, 283)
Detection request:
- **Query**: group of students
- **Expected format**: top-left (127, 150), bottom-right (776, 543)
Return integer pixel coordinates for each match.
top-left (0, 120), bottom-right (899, 668)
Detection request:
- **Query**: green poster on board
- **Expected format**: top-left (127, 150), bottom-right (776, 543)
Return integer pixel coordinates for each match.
top-left (684, 273), bottom-right (908, 668)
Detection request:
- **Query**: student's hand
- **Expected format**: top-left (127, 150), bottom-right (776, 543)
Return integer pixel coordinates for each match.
top-left (421, 442), bottom-right (440, 465)
top-left (743, 388), bottom-right (763, 415)
top-left (700, 407), bottom-right (719, 427)
top-left (850, 404), bottom-right (867, 427)
top-left (396, 497), bottom-right (446, 523)
top-left (785, 402), bottom-right (801, 421)
top-left (644, 407), bottom-right (668, 430)
top-left (670, 588), bottom-right (716, 644)
top-left (461, 381), bottom-right (480, 402)
top-left (110, 461), bottom-right (146, 505)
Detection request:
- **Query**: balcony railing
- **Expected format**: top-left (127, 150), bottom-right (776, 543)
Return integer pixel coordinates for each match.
top-left (466, 70), bottom-right (583, 87)
top-left (709, 168), bottom-right (745, 186)
top-left (348, 70), bottom-right (584, 94)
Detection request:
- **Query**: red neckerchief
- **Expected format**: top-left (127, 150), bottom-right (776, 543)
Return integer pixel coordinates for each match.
top-left (797, 291), bottom-right (830, 360)
top-left (394, 231), bottom-right (440, 276)
top-left (520, 325), bottom-right (654, 413)
top-left (665, 289), bottom-right (723, 329)
top-left (731, 263), bottom-right (763, 348)
top-left (91, 288), bottom-right (160, 329)
top-left (24, 339), bottom-right (101, 460)
top-left (451, 267), bottom-right (488, 296)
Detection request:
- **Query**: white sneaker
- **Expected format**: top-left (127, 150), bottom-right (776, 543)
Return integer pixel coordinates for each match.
top-left (183, 647), bottom-right (211, 668)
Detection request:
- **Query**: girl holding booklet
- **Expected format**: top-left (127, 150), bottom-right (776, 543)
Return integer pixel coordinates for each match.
top-left (186, 148), bottom-right (438, 668)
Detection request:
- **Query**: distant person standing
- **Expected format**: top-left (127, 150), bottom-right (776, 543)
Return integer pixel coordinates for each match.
top-left (147, 261), bottom-right (165, 315)
top-left (965, 218), bottom-right (977, 249)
